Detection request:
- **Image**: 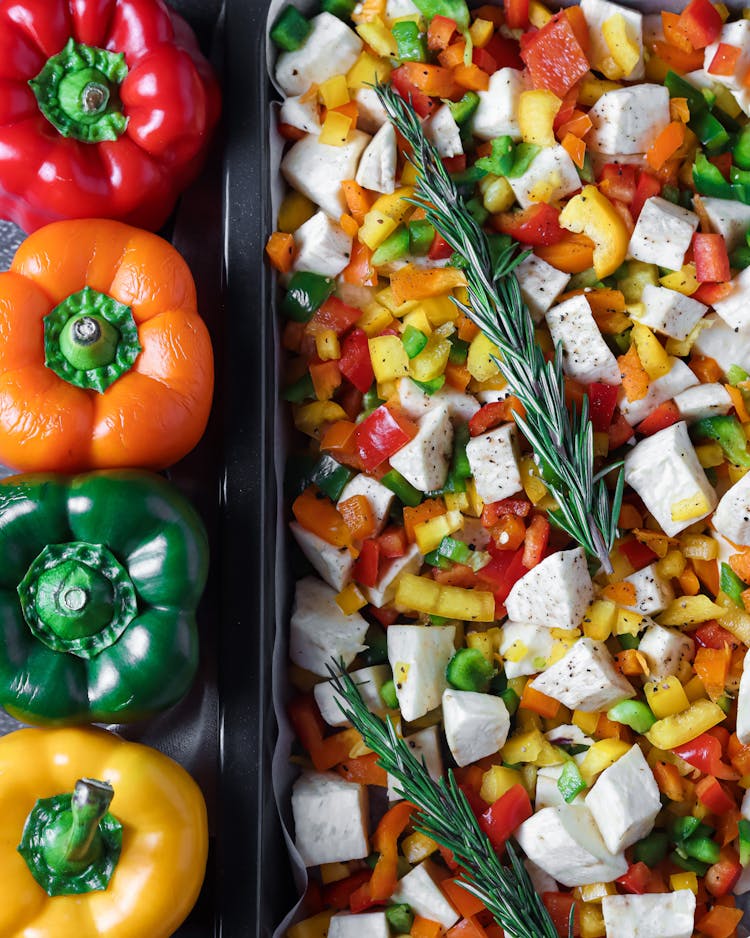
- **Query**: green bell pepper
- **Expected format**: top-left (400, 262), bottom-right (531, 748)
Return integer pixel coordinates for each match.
top-left (409, 219), bottom-right (436, 256)
top-left (381, 468), bottom-right (423, 507)
top-left (282, 271), bottom-right (336, 322)
top-left (270, 6), bottom-right (311, 51)
top-left (633, 831), bottom-right (669, 868)
top-left (448, 91), bottom-right (480, 125)
top-left (475, 135), bottom-right (515, 176)
top-left (557, 761), bottom-right (586, 804)
top-left (0, 470), bottom-right (208, 726)
top-left (392, 21), bottom-right (427, 62)
top-left (693, 414), bottom-right (750, 466)
top-left (739, 818), bottom-right (750, 866)
top-left (386, 904), bottom-right (415, 933)
top-left (402, 324), bottom-right (429, 359)
top-left (321, 0), bottom-right (357, 19)
top-left (372, 226), bottom-right (410, 266)
top-left (607, 700), bottom-right (656, 734)
top-left (728, 365), bottom-right (750, 385)
top-left (446, 647), bottom-right (495, 692)
top-left (720, 562), bottom-right (747, 608)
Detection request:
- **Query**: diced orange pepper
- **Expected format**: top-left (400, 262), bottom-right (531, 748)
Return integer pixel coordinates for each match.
top-left (670, 97), bottom-right (691, 122)
top-left (472, 4), bottom-right (505, 26)
top-left (341, 180), bottom-right (373, 224)
top-left (535, 232), bottom-right (595, 273)
top-left (564, 6), bottom-right (588, 52)
top-left (338, 494), bottom-right (377, 540)
top-left (439, 41), bottom-right (467, 69)
top-left (341, 240), bottom-right (377, 287)
top-left (310, 361), bottom-right (343, 401)
top-left (283, 320), bottom-right (306, 354)
top-left (447, 919), bottom-right (488, 938)
top-left (615, 649), bottom-right (649, 676)
top-left (694, 557), bottom-right (721, 596)
top-left (292, 486), bottom-right (352, 548)
top-left (726, 384), bottom-right (750, 423)
top-left (596, 712), bottom-right (632, 742)
top-left (389, 265), bottom-right (467, 305)
top-left (677, 566), bottom-right (700, 595)
top-left (646, 121), bottom-right (686, 170)
top-left (428, 14), bottom-right (459, 50)
top-left (653, 761), bottom-right (687, 801)
top-left (729, 733), bottom-right (750, 775)
top-left (694, 645), bottom-right (731, 701)
top-left (333, 100), bottom-right (359, 127)
top-left (491, 515), bottom-right (527, 552)
top-left (453, 63), bottom-right (490, 91)
top-left (561, 133), bottom-right (586, 169)
top-left (618, 502), bottom-right (644, 529)
top-left (441, 879), bottom-right (487, 918)
top-left (340, 214), bottom-right (359, 238)
top-left (288, 695), bottom-right (362, 771)
top-left (265, 231), bottom-right (296, 273)
top-left (336, 752), bottom-right (388, 786)
top-left (556, 110), bottom-right (592, 139)
top-left (457, 314), bottom-right (479, 342)
top-left (661, 12), bottom-right (694, 52)
top-left (690, 354), bottom-right (724, 384)
top-left (321, 420), bottom-right (357, 454)
top-left (716, 808), bottom-right (741, 847)
top-left (696, 905), bottom-right (743, 938)
top-left (404, 498), bottom-right (447, 543)
top-left (618, 343), bottom-right (650, 403)
top-left (351, 800), bottom-right (414, 909)
top-left (651, 39), bottom-right (704, 73)
top-left (520, 682), bottom-right (560, 719)
top-left (445, 361), bottom-right (472, 391)
top-left (600, 581), bottom-right (637, 605)
top-left (412, 917), bottom-right (442, 938)
top-left (399, 63), bottom-right (462, 98)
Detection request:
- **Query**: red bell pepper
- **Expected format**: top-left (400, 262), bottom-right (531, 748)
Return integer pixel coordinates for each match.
top-left (694, 233), bottom-right (731, 283)
top-left (430, 233), bottom-right (455, 261)
top-left (323, 870), bottom-right (372, 910)
top-left (695, 621), bottom-right (740, 650)
top-left (706, 853), bottom-right (743, 897)
top-left (542, 893), bottom-right (579, 938)
top-left (696, 775), bottom-right (736, 814)
top-left (678, 0), bottom-right (723, 49)
top-left (616, 862), bottom-right (652, 895)
top-left (478, 546), bottom-right (528, 604)
top-left (442, 154), bottom-right (467, 174)
top-left (441, 879), bottom-right (487, 918)
top-left (674, 734), bottom-right (739, 781)
top-left (483, 33), bottom-right (523, 71)
top-left (481, 497), bottom-right (532, 525)
top-left (708, 43), bottom-right (742, 77)
top-left (618, 538), bottom-right (658, 570)
top-left (608, 410), bottom-right (635, 449)
top-left (369, 604), bottom-right (399, 627)
top-left (587, 382), bottom-right (619, 433)
top-left (522, 514), bottom-right (549, 569)
top-left (472, 47), bottom-right (498, 76)
top-left (692, 280), bottom-right (734, 305)
top-left (309, 297), bottom-right (363, 336)
top-left (469, 402), bottom-right (509, 437)
top-left (493, 203), bottom-right (565, 246)
top-left (339, 328), bottom-right (375, 393)
top-left (504, 0), bottom-right (530, 30)
top-left (391, 66), bottom-right (438, 118)
top-left (353, 538), bottom-right (381, 588)
top-left (478, 784), bottom-right (532, 850)
top-left (377, 525), bottom-right (408, 558)
top-left (598, 164), bottom-right (639, 205)
top-left (355, 405), bottom-right (417, 471)
top-left (631, 172), bottom-right (662, 220)
top-left (0, 0), bottom-right (220, 233)
top-left (636, 400), bottom-right (681, 437)
top-left (520, 13), bottom-right (589, 96)
top-left (427, 15), bottom-right (458, 51)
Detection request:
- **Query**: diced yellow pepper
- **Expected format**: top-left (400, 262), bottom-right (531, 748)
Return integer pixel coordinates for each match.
top-left (319, 75), bottom-right (350, 109)
top-left (377, 380), bottom-right (397, 404)
top-left (580, 739), bottom-right (631, 785)
top-left (401, 830), bottom-right (438, 863)
top-left (578, 75), bottom-right (622, 106)
top-left (559, 186), bottom-right (630, 279)
top-left (372, 187), bottom-right (415, 222)
top-left (729, 463), bottom-right (750, 484)
top-left (616, 609), bottom-right (643, 636)
top-left (670, 871), bottom-right (698, 894)
top-left (469, 17), bottom-right (494, 47)
top-left (414, 510), bottom-right (464, 554)
top-left (660, 263), bottom-right (699, 295)
top-left (356, 19), bottom-right (398, 57)
top-left (336, 583), bottom-right (367, 615)
top-left (601, 13), bottom-right (641, 79)
top-left (573, 710), bottom-right (600, 735)
top-left (480, 174), bottom-right (516, 213)
top-left (294, 401), bottom-right (348, 438)
top-left (376, 286), bottom-right (419, 316)
top-left (714, 83), bottom-right (741, 117)
top-left (695, 442), bottom-right (725, 468)
top-left (520, 456), bottom-right (549, 505)
top-left (518, 90), bottom-right (562, 148)
top-left (503, 640), bottom-right (528, 663)
top-left (465, 479), bottom-right (484, 517)
top-left (410, 334), bottom-right (451, 382)
top-left (480, 765), bottom-right (523, 803)
top-left (466, 630), bottom-right (494, 664)
top-left (645, 676), bottom-right (689, 719)
top-left (419, 295), bottom-right (458, 326)
top-left (400, 161), bottom-right (419, 185)
top-left (467, 332), bottom-right (502, 381)
top-left (657, 595), bottom-right (727, 627)
top-left (683, 675), bottom-right (707, 703)
top-left (631, 322), bottom-right (670, 380)
top-left (401, 309), bottom-right (433, 335)
top-left (679, 534), bottom-right (718, 560)
top-left (357, 302), bottom-right (394, 336)
top-left (579, 903), bottom-right (606, 938)
top-left (369, 335), bottom-right (409, 382)
top-left (321, 862), bottom-right (350, 884)
top-left (528, 0), bottom-right (553, 26)
top-left (670, 491), bottom-right (712, 523)
top-left (347, 52), bottom-right (392, 90)
top-left (319, 111), bottom-right (352, 146)
top-left (288, 911), bottom-right (335, 938)
top-left (575, 882), bottom-right (616, 904)
top-left (656, 549), bottom-right (686, 580)
top-left (502, 730), bottom-right (543, 765)
top-left (316, 330), bottom-right (341, 361)
top-left (714, 591), bottom-right (750, 645)
top-left (359, 210), bottom-right (398, 250)
top-left (395, 574), bottom-right (495, 621)
top-left (646, 698), bottom-right (726, 749)
top-left (278, 190), bottom-right (316, 233)
top-left (444, 491), bottom-right (469, 512)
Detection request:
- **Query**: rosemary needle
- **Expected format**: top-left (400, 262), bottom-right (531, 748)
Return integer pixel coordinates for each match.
top-left (373, 82), bottom-right (623, 573)
top-left (328, 664), bottom-right (567, 938)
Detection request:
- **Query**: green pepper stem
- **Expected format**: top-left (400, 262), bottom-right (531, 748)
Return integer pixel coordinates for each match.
top-left (62, 780), bottom-right (114, 867)
top-left (60, 314), bottom-right (120, 371)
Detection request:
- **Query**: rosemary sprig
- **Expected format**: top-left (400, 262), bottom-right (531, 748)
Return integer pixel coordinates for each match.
top-left (329, 664), bottom-right (567, 938)
top-left (373, 83), bottom-right (623, 573)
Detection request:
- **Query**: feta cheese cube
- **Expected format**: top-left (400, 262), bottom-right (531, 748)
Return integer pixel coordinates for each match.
top-left (425, 106), bottom-right (463, 159)
top-left (292, 771), bottom-right (369, 865)
top-left (638, 623), bottom-right (693, 680)
top-left (740, 653), bottom-right (750, 745)
top-left (545, 294), bottom-right (621, 385)
top-left (712, 265), bottom-right (750, 331)
top-left (624, 563), bottom-right (675, 616)
top-left (391, 861), bottom-right (460, 930)
top-left (338, 473), bottom-right (394, 535)
top-left (674, 382), bottom-right (733, 424)
top-left (702, 197), bottom-right (750, 252)
top-left (442, 689), bottom-right (511, 767)
top-left (586, 85), bottom-right (670, 155)
top-left (314, 664), bottom-right (391, 727)
top-left (361, 543), bottom-right (422, 608)
top-left (693, 313), bottom-right (750, 376)
top-left (499, 621), bottom-right (556, 679)
top-left (329, 913), bottom-right (389, 938)
top-left (636, 284), bottom-right (707, 342)
top-left (281, 129), bottom-right (371, 219)
top-left (355, 122), bottom-right (397, 194)
top-left (275, 13), bottom-right (363, 96)
top-left (397, 378), bottom-right (480, 422)
top-left (389, 404), bottom-right (453, 493)
top-left (515, 805), bottom-right (628, 887)
top-left (586, 745), bottom-right (661, 853)
top-left (628, 197), bottom-right (699, 271)
top-left (387, 624), bottom-right (456, 721)
top-left (515, 254), bottom-right (571, 323)
top-left (531, 638), bottom-right (635, 711)
top-left (280, 94), bottom-right (321, 134)
top-left (291, 522), bottom-right (355, 591)
top-left (466, 424), bottom-right (522, 504)
top-left (507, 145), bottom-right (581, 210)
top-left (580, 0), bottom-right (644, 79)
top-left (354, 87), bottom-right (389, 134)
top-left (619, 357), bottom-right (698, 426)
top-left (624, 422), bottom-right (717, 537)
top-left (294, 211), bottom-right (353, 277)
top-left (704, 21), bottom-right (750, 97)
top-left (388, 725), bottom-right (443, 800)
top-left (290, 576), bottom-right (368, 676)
top-left (505, 548), bottom-right (595, 631)
top-left (713, 471), bottom-right (750, 547)
top-left (601, 892), bottom-right (696, 938)
top-left (471, 68), bottom-right (524, 142)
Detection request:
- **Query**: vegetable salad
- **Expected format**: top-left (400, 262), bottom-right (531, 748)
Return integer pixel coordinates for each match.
top-left (268, 0), bottom-right (750, 935)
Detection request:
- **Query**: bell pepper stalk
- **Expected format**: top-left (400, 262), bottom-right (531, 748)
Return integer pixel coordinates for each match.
top-left (0, 470), bottom-right (208, 726)
top-left (673, 733), bottom-right (740, 781)
top-left (693, 415), bottom-right (750, 467)
top-left (559, 186), bottom-right (630, 279)
top-left (0, 0), bottom-right (220, 233)
top-left (1, 725), bottom-right (208, 935)
top-left (0, 219), bottom-right (213, 473)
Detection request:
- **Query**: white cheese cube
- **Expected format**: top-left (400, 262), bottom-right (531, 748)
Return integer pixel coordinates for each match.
top-left (361, 543), bottom-right (421, 608)
top-left (585, 745), bottom-right (661, 853)
top-left (586, 85), bottom-right (670, 155)
top-left (702, 196), bottom-right (750, 252)
top-left (455, 517), bottom-right (491, 552)
top-left (507, 145), bottom-right (581, 210)
top-left (505, 548), bottom-right (594, 631)
top-left (499, 621), bottom-right (556, 679)
top-left (387, 624), bottom-right (456, 721)
top-left (545, 294), bottom-right (621, 385)
top-left (290, 576), bottom-right (368, 676)
top-left (329, 913), bottom-right (389, 938)
top-left (525, 859), bottom-right (558, 896)
top-left (693, 313), bottom-right (750, 376)
top-left (704, 20), bottom-right (750, 95)
top-left (515, 805), bottom-right (628, 887)
top-left (535, 765), bottom-right (585, 810)
top-left (291, 522), bottom-right (354, 592)
top-left (624, 563), bottom-right (675, 616)
top-left (338, 473), bottom-right (394, 535)
top-left (280, 94), bottom-right (321, 134)
top-left (545, 724), bottom-right (595, 752)
top-left (355, 122), bottom-right (397, 194)
top-left (397, 378), bottom-right (480, 422)
top-left (354, 87), bottom-right (389, 134)
top-left (741, 655), bottom-right (750, 745)
top-left (638, 623), bottom-right (693, 680)
top-left (442, 689), bottom-right (511, 767)
top-left (275, 13), bottom-right (363, 96)
top-left (636, 284), bottom-right (707, 342)
top-left (674, 382), bottom-right (732, 424)
top-left (282, 129), bottom-right (370, 219)
top-left (618, 357), bottom-right (698, 426)
top-left (389, 404), bottom-right (453, 493)
top-left (601, 892), bottom-right (696, 938)
top-left (712, 266), bottom-right (750, 331)
top-left (714, 471), bottom-right (750, 547)
top-left (292, 771), bottom-right (369, 865)
top-left (531, 638), bottom-right (635, 711)
top-left (314, 664), bottom-right (391, 727)
top-left (466, 424), bottom-right (522, 505)
top-left (580, 0), bottom-right (644, 79)
top-left (294, 211), bottom-right (353, 278)
top-left (471, 68), bottom-right (523, 142)
top-left (425, 106), bottom-right (463, 159)
top-left (624, 422), bottom-right (717, 537)
top-left (628, 197), bottom-right (699, 271)
top-left (385, 0), bottom-right (420, 23)
top-left (515, 254), bottom-right (571, 323)
top-left (391, 861), bottom-right (460, 930)
top-left (388, 725), bottom-right (443, 800)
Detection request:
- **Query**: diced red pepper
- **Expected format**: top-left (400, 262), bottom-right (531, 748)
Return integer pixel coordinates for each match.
top-left (323, 870), bottom-right (372, 910)
top-left (377, 525), bottom-right (408, 558)
top-left (636, 400), bottom-right (681, 437)
top-left (429, 232), bottom-right (454, 260)
top-left (709, 152), bottom-right (733, 180)
top-left (353, 538), bottom-right (380, 588)
top-left (695, 621), bottom-right (740, 650)
top-left (391, 66), bottom-right (437, 118)
top-left (493, 203), bottom-right (565, 246)
top-left (692, 281), bottom-right (734, 305)
top-left (339, 328), bottom-right (374, 393)
top-left (522, 514), bottom-right (550, 569)
top-left (369, 604), bottom-right (399, 627)
top-left (694, 232), bottom-right (731, 283)
top-left (674, 734), bottom-right (739, 781)
top-left (618, 538), bottom-right (658, 570)
top-left (616, 862), bottom-right (652, 895)
top-left (542, 893), bottom-right (579, 938)
top-left (443, 154), bottom-right (468, 174)
top-left (469, 402), bottom-right (509, 437)
top-left (278, 122), bottom-right (307, 141)
top-left (441, 879), bottom-right (487, 918)
top-left (309, 297), bottom-right (363, 336)
top-left (355, 405), bottom-right (418, 471)
top-left (608, 410), bottom-right (635, 449)
top-left (696, 775), bottom-right (736, 814)
top-left (598, 163), bottom-right (639, 205)
top-left (472, 47), bottom-right (498, 75)
top-left (481, 497), bottom-right (532, 526)
top-left (479, 784), bottom-right (532, 850)
top-left (427, 15), bottom-right (458, 51)
top-left (708, 42), bottom-right (742, 76)
top-left (504, 0), bottom-right (529, 30)
top-left (631, 172), bottom-right (661, 220)
top-left (446, 918), bottom-right (488, 938)
top-left (678, 0), bottom-right (723, 49)
top-left (478, 546), bottom-right (528, 604)
top-left (520, 12), bottom-right (589, 97)
top-left (705, 853), bottom-right (743, 897)
top-left (587, 382), bottom-right (619, 433)
top-left (483, 33), bottom-right (523, 71)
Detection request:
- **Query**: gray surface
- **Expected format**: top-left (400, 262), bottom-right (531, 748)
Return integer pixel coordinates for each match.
top-left (0, 221), bottom-right (23, 268)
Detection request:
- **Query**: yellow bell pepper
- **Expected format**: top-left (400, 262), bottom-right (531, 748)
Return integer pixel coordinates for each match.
top-left (582, 600), bottom-right (618, 641)
top-left (645, 675), bottom-right (690, 719)
top-left (518, 90), bottom-right (562, 147)
top-left (657, 595), bottom-right (727, 627)
top-left (659, 263), bottom-right (699, 296)
top-left (631, 323), bottom-right (670, 380)
top-left (395, 574), bottom-right (495, 621)
top-left (347, 52), bottom-right (392, 90)
top-left (410, 334), bottom-right (452, 382)
top-left (670, 872), bottom-right (698, 894)
top-left (289, 911), bottom-right (336, 938)
top-left (319, 75), bottom-right (350, 109)
top-left (579, 903), bottom-right (606, 938)
top-left (467, 332), bottom-right (502, 381)
top-left (319, 111), bottom-right (352, 146)
top-left (480, 174), bottom-right (515, 213)
top-left (0, 726), bottom-right (207, 938)
top-left (645, 698), bottom-right (726, 749)
top-left (401, 830), bottom-right (439, 863)
top-left (601, 14), bottom-right (641, 79)
top-left (580, 739), bottom-right (631, 784)
top-left (559, 186), bottom-right (630, 279)
top-left (369, 335), bottom-right (410, 382)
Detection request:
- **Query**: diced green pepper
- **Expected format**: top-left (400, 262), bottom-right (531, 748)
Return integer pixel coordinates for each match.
top-left (402, 324), bottom-right (429, 359)
top-left (270, 5), bottom-right (311, 50)
top-left (720, 562), bottom-right (747, 608)
top-left (448, 91), bottom-right (480, 125)
top-left (446, 647), bottom-right (495, 692)
top-left (693, 414), bottom-right (750, 467)
top-left (430, 613), bottom-right (450, 625)
top-left (310, 453), bottom-right (355, 500)
top-left (736, 126), bottom-right (750, 171)
top-left (717, 693), bottom-right (732, 714)
top-left (578, 152), bottom-right (595, 184)
top-left (445, 423), bottom-right (471, 494)
top-left (500, 687), bottom-right (520, 715)
top-left (681, 835), bottom-right (721, 865)
top-left (386, 904), bottom-right (414, 933)
top-left (409, 219), bottom-right (435, 256)
top-left (618, 633), bottom-right (640, 650)
top-left (475, 135), bottom-right (515, 176)
top-left (362, 624), bottom-right (388, 666)
top-left (665, 71), bottom-right (708, 116)
top-left (670, 816), bottom-right (708, 844)
top-left (282, 271), bottom-right (335, 322)
top-left (557, 761), bottom-right (586, 804)
top-left (670, 851), bottom-right (709, 876)
top-left (372, 226), bottom-right (411, 266)
top-left (392, 20), bottom-right (427, 61)
top-left (449, 335), bottom-right (469, 364)
top-left (282, 372), bottom-right (315, 403)
top-left (424, 549), bottom-right (451, 569)
top-left (466, 196), bottom-right (489, 226)
top-left (728, 364), bottom-right (750, 385)
top-left (739, 818), bottom-right (750, 866)
top-left (413, 376), bottom-right (446, 394)
top-left (436, 536), bottom-right (472, 565)
top-left (381, 469), bottom-right (423, 507)
top-left (633, 831), bottom-right (669, 868)
top-left (380, 679), bottom-right (399, 710)
top-left (661, 185), bottom-right (680, 204)
top-left (506, 143), bottom-right (540, 179)
top-left (730, 245), bottom-right (750, 270)
top-left (568, 268), bottom-right (601, 291)
top-left (607, 700), bottom-right (656, 734)
top-left (690, 111), bottom-right (730, 153)
top-left (321, 0), bottom-right (357, 17)
top-left (451, 165), bottom-right (488, 186)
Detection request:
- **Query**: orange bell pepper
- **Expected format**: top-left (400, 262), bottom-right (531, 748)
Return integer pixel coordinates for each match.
top-left (351, 800), bottom-right (414, 910)
top-left (690, 354), bottom-right (724, 383)
top-left (534, 232), bottom-right (595, 273)
top-left (653, 761), bottom-right (687, 801)
top-left (600, 581), bottom-right (637, 605)
top-left (412, 918), bottom-right (442, 938)
top-left (0, 219), bottom-right (213, 473)
top-left (646, 121), bottom-right (686, 170)
top-left (292, 486), bottom-right (352, 549)
top-left (266, 231), bottom-right (296, 272)
top-left (694, 646), bottom-right (731, 701)
top-left (389, 265), bottom-right (467, 305)
top-left (398, 63), bottom-right (461, 98)
top-left (519, 682), bottom-right (560, 718)
top-left (453, 64), bottom-right (490, 92)
top-left (697, 904), bottom-right (743, 938)
top-left (338, 494), bottom-right (377, 540)
top-left (618, 344), bottom-right (650, 403)
top-left (336, 752), bottom-right (388, 787)
top-left (404, 498), bottom-right (447, 543)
